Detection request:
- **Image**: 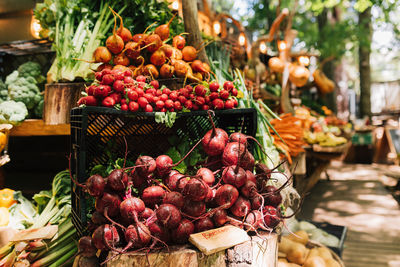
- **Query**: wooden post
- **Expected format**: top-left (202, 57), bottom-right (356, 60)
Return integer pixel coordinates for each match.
top-left (181, 0), bottom-right (210, 65)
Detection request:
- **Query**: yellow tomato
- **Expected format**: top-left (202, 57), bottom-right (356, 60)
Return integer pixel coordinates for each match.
top-left (0, 189), bottom-right (16, 208)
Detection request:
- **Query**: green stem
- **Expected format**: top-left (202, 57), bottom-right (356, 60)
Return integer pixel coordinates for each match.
top-left (48, 246), bottom-right (77, 267)
top-left (31, 241), bottom-right (76, 267)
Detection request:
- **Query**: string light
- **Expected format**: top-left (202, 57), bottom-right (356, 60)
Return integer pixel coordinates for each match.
top-left (259, 42), bottom-right (267, 54)
top-left (277, 40), bottom-right (287, 51)
top-left (298, 56), bottom-right (310, 66)
top-left (30, 16), bottom-right (41, 39)
top-left (213, 21), bottom-right (221, 35)
top-left (238, 32), bottom-right (246, 46)
top-left (172, 0), bottom-right (179, 11)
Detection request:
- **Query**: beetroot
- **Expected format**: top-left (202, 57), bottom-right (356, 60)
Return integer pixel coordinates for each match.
top-left (162, 191), bottom-right (184, 209)
top-left (95, 193), bottom-right (121, 217)
top-left (156, 204), bottom-right (181, 229)
top-left (78, 236), bottom-right (97, 257)
top-left (263, 206), bottom-right (281, 228)
top-left (119, 197), bottom-right (145, 224)
top-left (164, 172), bottom-right (184, 191)
top-left (212, 209), bottom-right (228, 227)
top-left (195, 217), bottom-right (214, 233)
top-left (222, 165), bottom-right (247, 188)
top-left (182, 199), bottom-right (206, 217)
top-left (240, 180), bottom-right (258, 198)
top-left (147, 220), bottom-right (169, 243)
top-left (142, 186), bottom-right (166, 207)
top-left (230, 196), bottom-right (251, 218)
top-left (92, 224), bottom-right (119, 251)
top-left (205, 155), bottom-right (222, 171)
top-left (183, 178), bottom-right (209, 201)
top-left (246, 170), bottom-right (257, 184)
top-left (240, 150), bottom-right (255, 171)
top-left (263, 185), bottom-right (283, 207)
top-left (222, 142), bottom-right (246, 166)
top-left (107, 169), bottom-right (128, 191)
top-left (205, 187), bottom-right (215, 203)
top-left (196, 168), bottom-right (215, 186)
top-left (155, 155), bottom-right (173, 177)
top-left (173, 219), bottom-right (194, 244)
top-left (214, 184), bottom-right (239, 208)
top-left (229, 132), bottom-right (248, 145)
top-left (202, 128), bottom-right (229, 156)
top-left (128, 223), bottom-right (151, 248)
top-left (245, 210), bottom-right (265, 231)
top-left (85, 174), bottom-right (106, 197)
top-left (141, 208), bottom-right (155, 220)
top-left (251, 195), bottom-right (264, 210)
top-left (91, 211), bottom-right (107, 225)
top-left (135, 156), bottom-right (156, 177)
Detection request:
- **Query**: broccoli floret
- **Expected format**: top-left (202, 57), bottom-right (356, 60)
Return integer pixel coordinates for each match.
top-left (0, 100), bottom-right (28, 125)
top-left (34, 96), bottom-right (44, 118)
top-left (18, 61), bottom-right (45, 84)
top-left (0, 80), bottom-right (8, 102)
top-left (5, 71), bottom-right (19, 87)
top-left (8, 76), bottom-right (41, 109)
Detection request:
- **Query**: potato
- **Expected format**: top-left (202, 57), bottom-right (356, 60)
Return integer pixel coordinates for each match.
top-left (286, 242), bottom-right (308, 265)
top-left (303, 256), bottom-right (327, 267)
top-left (325, 258), bottom-right (341, 267)
top-left (307, 248), bottom-right (320, 258)
top-left (317, 247), bottom-right (333, 261)
top-left (286, 230), bottom-right (309, 245)
top-left (278, 258), bottom-right (288, 263)
top-left (278, 262), bottom-right (302, 267)
top-left (279, 236), bottom-right (296, 254)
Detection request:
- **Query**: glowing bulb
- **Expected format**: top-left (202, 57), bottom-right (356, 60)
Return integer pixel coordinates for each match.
top-left (172, 0), bottom-right (179, 10)
top-left (278, 40), bottom-right (287, 51)
top-left (30, 16), bottom-right (41, 39)
top-left (259, 42), bottom-right (267, 54)
top-left (238, 32), bottom-right (246, 46)
top-left (298, 56), bottom-right (310, 66)
top-left (213, 21), bottom-right (221, 35)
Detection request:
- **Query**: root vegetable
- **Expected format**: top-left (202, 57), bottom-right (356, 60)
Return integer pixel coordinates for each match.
top-left (229, 132), bottom-right (248, 145)
top-left (230, 196), bottom-right (251, 218)
top-left (92, 224), bottom-right (119, 251)
top-left (154, 13), bottom-right (176, 40)
top-left (78, 96), bottom-right (98, 106)
top-left (150, 49), bottom-right (166, 66)
top-left (183, 178), bottom-right (209, 201)
top-left (192, 60), bottom-right (208, 73)
top-left (107, 169), bottom-right (128, 192)
top-left (155, 155), bottom-right (173, 177)
top-left (91, 211), bottom-right (107, 225)
top-left (172, 34), bottom-right (186, 50)
top-left (222, 165), bottom-right (247, 188)
top-left (95, 193), bottom-right (121, 217)
top-left (113, 53), bottom-right (130, 66)
top-left (212, 209), bottom-right (228, 227)
top-left (93, 47), bottom-right (112, 63)
top-left (196, 168), bottom-right (215, 186)
top-left (214, 184), bottom-right (239, 208)
top-left (143, 64), bottom-right (159, 79)
top-left (156, 204), bottom-right (181, 229)
top-left (182, 46), bottom-right (198, 61)
top-left (263, 205), bottom-right (281, 228)
top-left (141, 208), bottom-right (155, 220)
top-left (160, 64), bottom-right (175, 78)
top-left (244, 210), bottom-right (265, 231)
top-left (201, 122), bottom-right (229, 156)
top-left (172, 219), bottom-right (194, 244)
top-left (135, 156), bottom-right (156, 176)
top-left (148, 220), bottom-right (170, 243)
top-left (222, 142), bottom-right (246, 166)
top-left (78, 236), bottom-right (97, 257)
top-left (142, 186), bottom-right (166, 207)
top-left (162, 191), bottom-right (184, 209)
top-left (145, 34), bottom-right (162, 53)
top-left (182, 199), bottom-right (206, 217)
top-left (264, 185), bottom-right (283, 207)
top-left (119, 197), bottom-right (145, 224)
top-left (194, 217), bottom-right (214, 232)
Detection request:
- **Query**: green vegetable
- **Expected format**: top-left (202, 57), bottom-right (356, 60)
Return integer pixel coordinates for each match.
top-left (8, 76), bottom-right (41, 109)
top-left (0, 100), bottom-right (28, 125)
top-left (8, 191), bottom-right (38, 230)
top-left (34, 96), bottom-right (44, 118)
top-left (5, 70), bottom-right (19, 87)
top-left (0, 80), bottom-right (8, 102)
top-left (17, 61), bottom-right (46, 84)
top-left (155, 111), bottom-right (177, 128)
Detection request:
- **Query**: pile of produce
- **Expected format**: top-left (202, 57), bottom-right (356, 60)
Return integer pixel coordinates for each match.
top-left (269, 113), bottom-right (306, 164)
top-left (78, 69), bottom-right (238, 111)
top-left (92, 8), bottom-right (211, 83)
top-left (0, 171), bottom-right (77, 267)
top-left (72, 114), bottom-right (297, 264)
top-left (0, 62), bottom-right (45, 125)
top-left (278, 233), bottom-right (341, 267)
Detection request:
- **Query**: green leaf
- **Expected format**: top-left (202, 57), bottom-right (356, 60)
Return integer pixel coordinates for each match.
top-left (166, 147), bottom-right (187, 173)
top-left (90, 164), bottom-right (107, 177)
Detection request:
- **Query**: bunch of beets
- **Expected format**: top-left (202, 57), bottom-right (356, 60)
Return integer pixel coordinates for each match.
top-left (74, 117), bottom-right (291, 264)
top-left (77, 69), bottom-right (239, 112)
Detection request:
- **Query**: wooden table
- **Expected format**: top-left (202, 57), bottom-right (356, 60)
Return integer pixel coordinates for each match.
top-left (9, 119), bottom-right (70, 136)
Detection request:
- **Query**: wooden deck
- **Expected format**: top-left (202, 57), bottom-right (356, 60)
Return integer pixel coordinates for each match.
top-left (298, 162), bottom-right (400, 267)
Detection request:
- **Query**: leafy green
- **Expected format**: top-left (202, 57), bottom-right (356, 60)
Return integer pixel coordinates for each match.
top-left (8, 191), bottom-right (38, 230)
top-left (155, 111), bottom-right (177, 128)
top-left (166, 147), bottom-right (186, 173)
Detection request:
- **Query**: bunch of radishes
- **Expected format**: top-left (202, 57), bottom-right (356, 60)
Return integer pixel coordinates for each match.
top-left (73, 114), bottom-right (293, 263)
top-left (92, 7), bottom-right (210, 83)
top-left (77, 68), bottom-right (238, 111)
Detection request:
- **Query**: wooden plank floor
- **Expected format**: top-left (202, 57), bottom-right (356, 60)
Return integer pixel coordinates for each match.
top-left (298, 162), bottom-right (400, 267)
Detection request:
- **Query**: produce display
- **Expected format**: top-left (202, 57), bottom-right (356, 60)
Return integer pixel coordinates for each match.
top-left (72, 114), bottom-right (297, 264)
top-left (0, 171), bottom-right (77, 267)
top-left (0, 62), bottom-right (45, 125)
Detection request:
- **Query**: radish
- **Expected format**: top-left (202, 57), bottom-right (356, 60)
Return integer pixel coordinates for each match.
top-left (201, 113), bottom-right (228, 156)
top-left (182, 199), bottom-right (206, 217)
top-left (223, 81), bottom-right (234, 91)
top-left (172, 219), bottom-right (194, 244)
top-left (160, 64), bottom-right (175, 78)
top-left (156, 204), bottom-right (181, 229)
top-left (182, 178), bottom-right (209, 201)
top-left (119, 197), bottom-right (145, 224)
top-left (195, 217), bottom-right (214, 233)
top-left (212, 98), bottom-right (224, 109)
top-left (212, 209), bottom-right (228, 227)
top-left (154, 13), bottom-right (176, 40)
top-left (142, 186), bottom-right (166, 207)
top-left (162, 191), bottom-right (184, 209)
top-left (214, 184), bottom-right (239, 208)
top-left (209, 82), bottom-right (219, 92)
top-left (77, 96), bottom-right (97, 106)
top-left (230, 196), bottom-right (251, 218)
top-left (78, 236), bottom-right (97, 257)
top-left (221, 165), bottom-right (247, 188)
top-left (172, 34), bottom-right (186, 50)
top-left (107, 169), bottom-right (128, 192)
top-left (196, 168), bottom-right (215, 186)
top-left (93, 46), bottom-right (112, 63)
top-left (194, 84), bottom-right (206, 96)
top-left (102, 96), bottom-right (116, 107)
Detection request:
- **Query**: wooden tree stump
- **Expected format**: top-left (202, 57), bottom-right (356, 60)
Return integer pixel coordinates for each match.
top-left (43, 82), bottom-right (85, 125)
top-left (106, 233), bottom-right (277, 267)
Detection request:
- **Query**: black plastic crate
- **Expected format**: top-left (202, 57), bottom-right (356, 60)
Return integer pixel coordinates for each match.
top-left (311, 221), bottom-right (347, 257)
top-left (70, 107), bottom-right (257, 236)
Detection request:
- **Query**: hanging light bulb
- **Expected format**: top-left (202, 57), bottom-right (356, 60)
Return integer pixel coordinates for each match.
top-left (213, 21), bottom-right (221, 35)
top-left (30, 15), bottom-right (41, 39)
top-left (238, 32), bottom-right (246, 46)
top-left (298, 56), bottom-right (310, 66)
top-left (277, 40), bottom-right (287, 51)
top-left (259, 42), bottom-right (267, 54)
top-left (172, 0), bottom-right (179, 11)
